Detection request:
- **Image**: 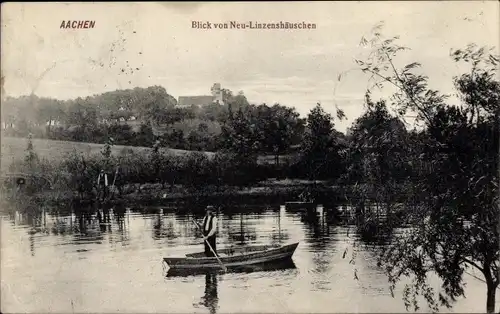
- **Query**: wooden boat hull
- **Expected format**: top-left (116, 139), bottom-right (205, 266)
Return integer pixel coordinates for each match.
top-left (166, 258), bottom-right (297, 277)
top-left (163, 242), bottom-right (299, 270)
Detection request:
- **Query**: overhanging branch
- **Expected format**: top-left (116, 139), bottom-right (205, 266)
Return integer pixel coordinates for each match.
top-left (462, 257), bottom-right (485, 273)
top-left (385, 52), bottom-right (434, 127)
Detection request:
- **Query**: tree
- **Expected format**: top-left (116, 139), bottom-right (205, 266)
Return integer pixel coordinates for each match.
top-left (225, 90), bottom-right (250, 112)
top-left (35, 98), bottom-right (66, 135)
top-left (63, 151), bottom-right (85, 199)
top-left (221, 88), bottom-right (234, 105)
top-left (134, 123), bottom-right (154, 147)
top-left (2, 86), bottom-right (179, 145)
top-left (199, 103), bottom-right (228, 122)
top-left (106, 123), bottom-right (134, 145)
top-left (300, 103), bottom-right (344, 181)
top-left (346, 96), bottom-right (410, 205)
top-left (181, 152), bottom-right (212, 192)
top-left (186, 129), bottom-right (203, 151)
top-left (156, 153), bottom-right (180, 190)
top-left (212, 151), bottom-right (260, 188)
top-left (219, 107), bottom-right (263, 187)
top-left (351, 25), bottom-right (499, 313)
top-left (165, 129), bottom-right (186, 149)
top-left (221, 107), bottom-right (261, 163)
top-left (256, 104), bottom-right (304, 167)
top-left (65, 98), bottom-right (99, 142)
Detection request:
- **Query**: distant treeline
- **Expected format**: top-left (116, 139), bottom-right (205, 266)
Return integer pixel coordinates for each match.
top-left (6, 96), bottom-right (443, 201)
top-left (1, 86), bottom-right (307, 153)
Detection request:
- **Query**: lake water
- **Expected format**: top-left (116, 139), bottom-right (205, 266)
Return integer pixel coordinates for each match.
top-left (0, 205), bottom-right (494, 313)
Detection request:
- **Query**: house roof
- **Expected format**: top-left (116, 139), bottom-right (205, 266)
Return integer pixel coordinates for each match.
top-left (178, 96), bottom-right (215, 107)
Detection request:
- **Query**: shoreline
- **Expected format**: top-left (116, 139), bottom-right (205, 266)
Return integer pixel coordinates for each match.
top-left (1, 179), bottom-right (411, 212)
top-left (1, 180), bottom-right (351, 209)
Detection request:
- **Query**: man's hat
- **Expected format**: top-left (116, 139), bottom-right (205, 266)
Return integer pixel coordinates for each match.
top-left (205, 205), bottom-right (214, 211)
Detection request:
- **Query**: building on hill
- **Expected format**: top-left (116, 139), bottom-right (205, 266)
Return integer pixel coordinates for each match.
top-left (177, 83), bottom-right (224, 108)
top-left (211, 83), bottom-right (223, 104)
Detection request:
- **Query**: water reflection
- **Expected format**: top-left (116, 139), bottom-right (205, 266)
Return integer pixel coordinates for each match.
top-left (3, 203), bottom-right (396, 256)
top-left (0, 202), bottom-right (486, 313)
top-left (356, 220), bottom-right (394, 246)
top-left (202, 272), bottom-right (218, 314)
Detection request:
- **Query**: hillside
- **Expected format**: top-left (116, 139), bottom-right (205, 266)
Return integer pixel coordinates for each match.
top-left (0, 136), bottom-right (292, 172)
top-left (0, 136), bottom-right (214, 171)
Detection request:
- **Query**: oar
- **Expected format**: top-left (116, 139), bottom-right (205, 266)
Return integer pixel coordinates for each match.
top-left (191, 219), bottom-right (227, 272)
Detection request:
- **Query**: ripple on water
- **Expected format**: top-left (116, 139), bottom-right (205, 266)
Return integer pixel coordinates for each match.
top-left (0, 208), bottom-right (487, 313)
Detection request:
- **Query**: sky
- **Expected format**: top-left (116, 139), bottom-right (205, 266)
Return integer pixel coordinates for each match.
top-left (1, 1), bottom-right (499, 132)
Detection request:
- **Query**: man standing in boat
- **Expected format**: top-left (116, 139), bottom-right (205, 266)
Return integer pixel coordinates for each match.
top-left (200, 205), bottom-right (218, 257)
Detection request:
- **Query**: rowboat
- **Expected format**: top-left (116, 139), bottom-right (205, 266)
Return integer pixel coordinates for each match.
top-left (163, 242), bottom-right (299, 270)
top-left (165, 258), bottom-right (297, 277)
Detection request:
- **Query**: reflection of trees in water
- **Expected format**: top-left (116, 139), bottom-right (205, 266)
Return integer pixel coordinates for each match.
top-left (70, 203), bottom-right (127, 243)
top-left (354, 203), bottom-right (396, 246)
top-left (156, 209), bottom-right (287, 245)
top-left (269, 212), bottom-right (290, 245)
top-left (72, 203), bottom-right (134, 245)
top-left (5, 202), bottom-right (134, 252)
top-left (309, 234), bottom-right (336, 274)
top-left (74, 205), bottom-right (96, 235)
top-left (72, 214), bottom-right (105, 244)
top-left (356, 220), bottom-right (394, 246)
top-left (36, 209), bottom-right (74, 237)
top-left (226, 213), bottom-right (258, 245)
top-left (300, 211), bottom-right (333, 250)
top-left (301, 213), bottom-right (321, 235)
top-left (12, 206), bottom-right (77, 237)
top-left (95, 202), bottom-right (113, 234)
top-left (135, 206), bottom-right (162, 216)
top-left (152, 213), bottom-right (178, 240)
top-left (9, 206), bottom-right (64, 256)
top-left (112, 204), bottom-right (130, 245)
top-left (13, 208), bottom-right (44, 229)
top-left (152, 213), bottom-right (163, 240)
top-left (150, 212), bottom-right (214, 241)
top-left (331, 202), bottom-right (397, 246)
top-left (114, 203), bottom-right (127, 232)
top-left (10, 203), bottom-right (131, 256)
top-left (298, 210), bottom-right (340, 276)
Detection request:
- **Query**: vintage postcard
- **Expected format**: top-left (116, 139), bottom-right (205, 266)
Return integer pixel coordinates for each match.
top-left (1, 1), bottom-right (499, 313)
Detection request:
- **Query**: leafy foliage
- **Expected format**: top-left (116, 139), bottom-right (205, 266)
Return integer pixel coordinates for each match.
top-left (299, 103), bottom-right (345, 181)
top-left (345, 96), bottom-right (410, 203)
top-left (351, 26), bottom-right (500, 313)
top-left (2, 87), bottom-right (305, 158)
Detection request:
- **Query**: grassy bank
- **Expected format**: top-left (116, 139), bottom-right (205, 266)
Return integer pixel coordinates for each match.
top-left (0, 136), bottom-right (213, 171)
top-left (0, 136), bottom-right (295, 172)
